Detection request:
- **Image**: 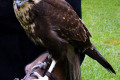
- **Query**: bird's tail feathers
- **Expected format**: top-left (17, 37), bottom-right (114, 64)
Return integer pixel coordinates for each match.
top-left (67, 54), bottom-right (81, 80)
top-left (84, 43), bottom-right (116, 74)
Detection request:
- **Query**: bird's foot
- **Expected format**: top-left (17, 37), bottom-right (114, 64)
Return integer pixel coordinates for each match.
top-left (31, 61), bottom-right (47, 71)
top-left (29, 72), bottom-right (49, 80)
top-left (31, 55), bottom-right (52, 71)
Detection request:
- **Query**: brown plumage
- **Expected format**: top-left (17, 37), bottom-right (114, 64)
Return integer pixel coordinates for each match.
top-left (13, 0), bottom-right (115, 79)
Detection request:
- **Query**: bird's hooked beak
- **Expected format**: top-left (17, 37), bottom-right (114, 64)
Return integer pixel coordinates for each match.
top-left (14, 0), bottom-right (29, 10)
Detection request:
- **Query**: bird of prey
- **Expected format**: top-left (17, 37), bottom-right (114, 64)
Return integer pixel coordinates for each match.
top-left (13, 0), bottom-right (116, 80)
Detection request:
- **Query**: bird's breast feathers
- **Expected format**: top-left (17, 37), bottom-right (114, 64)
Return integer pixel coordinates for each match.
top-left (14, 0), bottom-right (45, 45)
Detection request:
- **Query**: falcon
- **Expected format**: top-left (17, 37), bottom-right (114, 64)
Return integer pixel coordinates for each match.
top-left (13, 0), bottom-right (115, 79)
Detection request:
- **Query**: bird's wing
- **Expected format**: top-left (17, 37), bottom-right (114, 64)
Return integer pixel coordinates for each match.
top-left (33, 0), bottom-right (92, 42)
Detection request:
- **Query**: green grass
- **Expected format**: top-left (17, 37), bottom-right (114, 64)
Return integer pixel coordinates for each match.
top-left (81, 0), bottom-right (120, 80)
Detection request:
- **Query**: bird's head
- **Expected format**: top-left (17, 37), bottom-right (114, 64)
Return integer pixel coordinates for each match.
top-left (13, 0), bottom-right (41, 10)
top-left (14, 0), bottom-right (33, 10)
top-left (13, 0), bottom-right (41, 26)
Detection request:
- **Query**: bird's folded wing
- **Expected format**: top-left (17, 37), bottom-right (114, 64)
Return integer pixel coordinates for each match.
top-left (33, 0), bottom-right (92, 42)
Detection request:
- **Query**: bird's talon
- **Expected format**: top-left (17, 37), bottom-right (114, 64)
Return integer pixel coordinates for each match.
top-left (31, 62), bottom-right (47, 71)
top-left (31, 65), bottom-right (40, 71)
top-left (30, 72), bottom-right (42, 79)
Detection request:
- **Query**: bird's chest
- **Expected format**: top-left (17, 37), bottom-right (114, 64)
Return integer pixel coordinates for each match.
top-left (13, 2), bottom-right (44, 45)
top-left (18, 12), bottom-right (44, 45)
top-left (24, 23), bottom-right (44, 45)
